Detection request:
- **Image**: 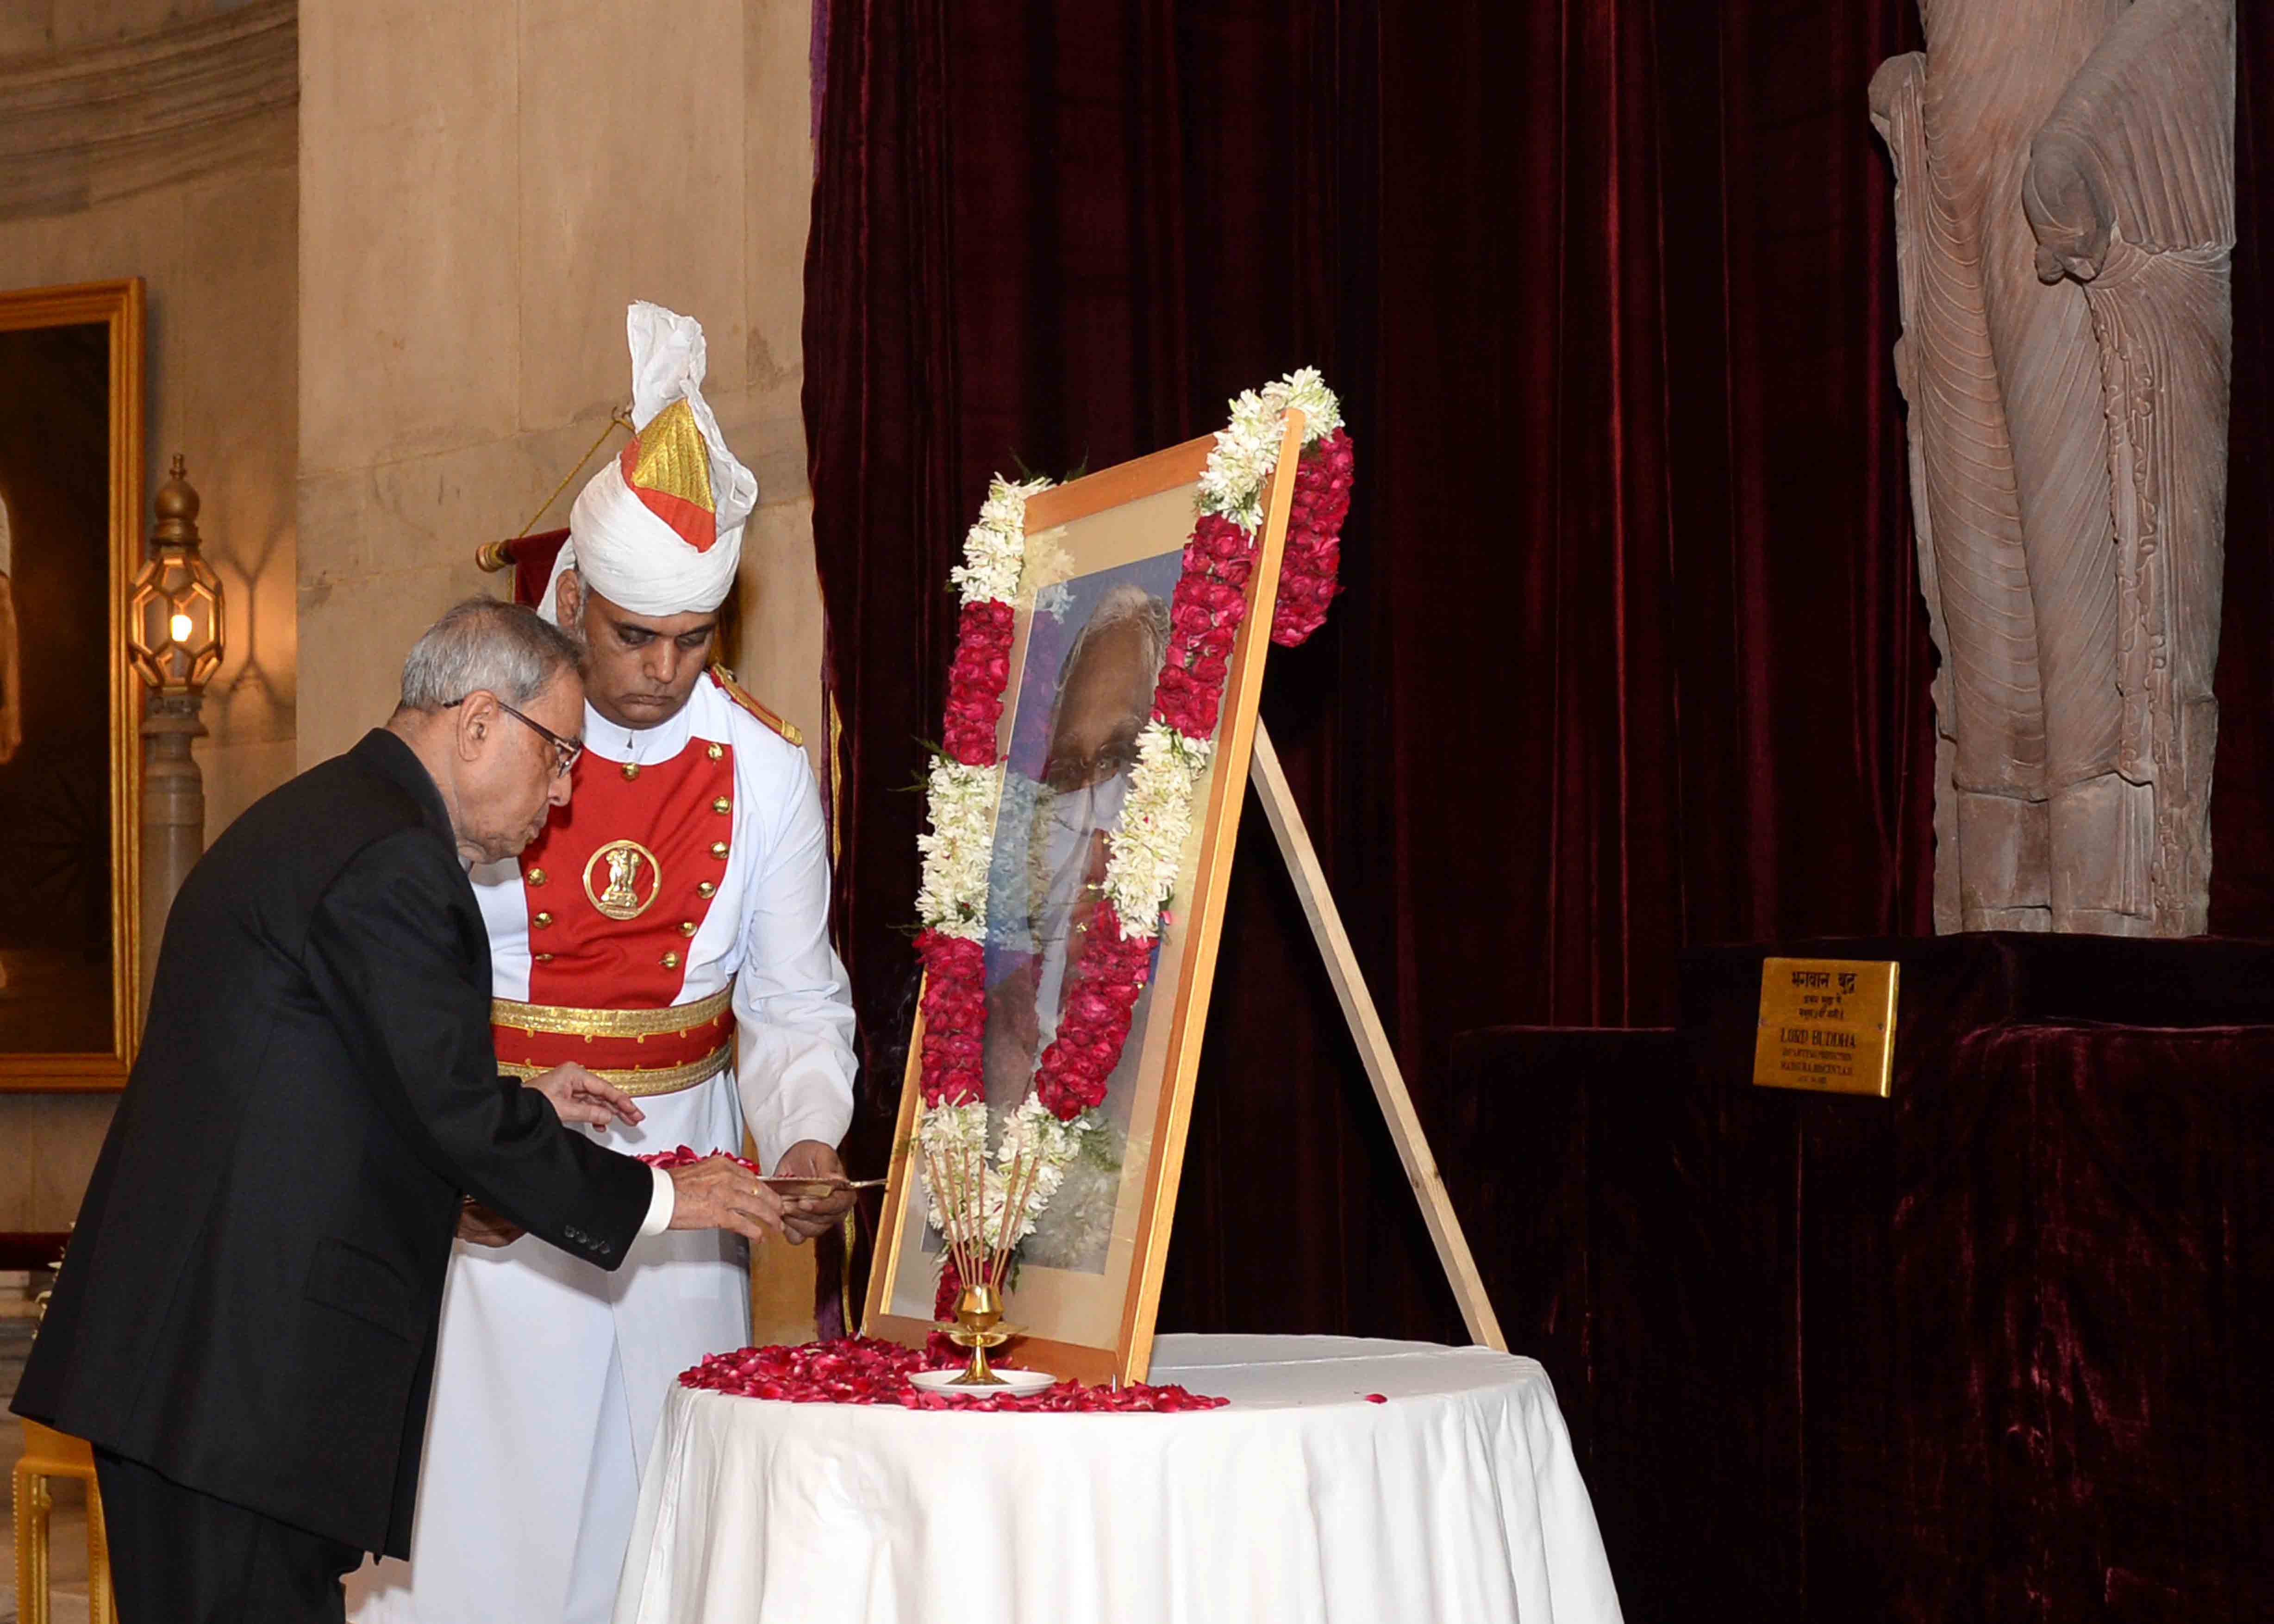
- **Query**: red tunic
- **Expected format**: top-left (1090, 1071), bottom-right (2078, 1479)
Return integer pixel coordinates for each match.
top-left (491, 736), bottom-right (737, 1083)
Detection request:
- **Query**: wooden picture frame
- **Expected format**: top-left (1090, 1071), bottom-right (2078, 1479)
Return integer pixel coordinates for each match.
top-left (0, 280), bottom-right (145, 1090)
top-left (864, 415), bottom-right (1305, 1384)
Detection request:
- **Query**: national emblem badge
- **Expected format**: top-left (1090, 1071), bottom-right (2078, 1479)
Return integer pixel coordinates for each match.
top-left (584, 838), bottom-right (662, 921)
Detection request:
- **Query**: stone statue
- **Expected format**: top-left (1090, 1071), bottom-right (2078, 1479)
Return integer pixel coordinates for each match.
top-left (1871, 0), bottom-right (2235, 936)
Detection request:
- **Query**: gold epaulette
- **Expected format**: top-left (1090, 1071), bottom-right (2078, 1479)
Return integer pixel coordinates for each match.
top-left (708, 664), bottom-right (803, 747)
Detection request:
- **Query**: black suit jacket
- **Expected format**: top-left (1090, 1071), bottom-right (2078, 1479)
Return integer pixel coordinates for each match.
top-left (12, 729), bottom-right (655, 1556)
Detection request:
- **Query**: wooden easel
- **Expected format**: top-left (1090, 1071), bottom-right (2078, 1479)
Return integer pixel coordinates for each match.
top-left (1245, 724), bottom-right (1507, 1351)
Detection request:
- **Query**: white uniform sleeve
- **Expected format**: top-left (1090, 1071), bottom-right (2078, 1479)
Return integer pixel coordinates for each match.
top-left (638, 1164), bottom-right (676, 1237)
top-left (733, 747), bottom-right (858, 1170)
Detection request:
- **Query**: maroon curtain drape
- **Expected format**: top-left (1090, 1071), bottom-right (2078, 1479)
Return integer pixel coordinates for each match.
top-left (806, 0), bottom-right (2274, 1342)
top-left (2216, 23), bottom-right (2274, 932)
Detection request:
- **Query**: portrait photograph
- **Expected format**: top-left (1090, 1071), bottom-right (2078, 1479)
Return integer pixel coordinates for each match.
top-left (979, 555), bottom-right (1183, 1273)
top-left (868, 422), bottom-right (1307, 1382)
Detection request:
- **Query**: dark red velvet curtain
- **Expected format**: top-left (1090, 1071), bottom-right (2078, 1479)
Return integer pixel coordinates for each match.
top-left (2214, 25), bottom-right (2274, 932)
top-left (1458, 932), bottom-right (2274, 1621)
top-left (806, 0), bottom-right (2274, 1340)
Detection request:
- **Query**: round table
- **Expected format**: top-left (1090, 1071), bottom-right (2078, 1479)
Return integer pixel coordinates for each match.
top-left (611, 1334), bottom-right (1622, 1624)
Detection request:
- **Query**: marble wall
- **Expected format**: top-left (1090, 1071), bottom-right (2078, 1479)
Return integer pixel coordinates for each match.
top-left (295, 0), bottom-right (827, 774)
top-left (296, 0), bottom-right (830, 1337)
top-left (0, 1), bottom-right (299, 1228)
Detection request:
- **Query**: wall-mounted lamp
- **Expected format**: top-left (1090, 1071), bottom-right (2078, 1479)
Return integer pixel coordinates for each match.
top-left (127, 456), bottom-right (225, 695)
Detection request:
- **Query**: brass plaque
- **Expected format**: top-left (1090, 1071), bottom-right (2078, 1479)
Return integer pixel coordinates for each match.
top-left (1751, 957), bottom-right (1899, 1097)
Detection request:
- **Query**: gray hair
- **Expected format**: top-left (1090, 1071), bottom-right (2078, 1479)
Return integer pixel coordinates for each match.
top-left (397, 597), bottom-right (583, 712)
top-left (1054, 582), bottom-right (1171, 710)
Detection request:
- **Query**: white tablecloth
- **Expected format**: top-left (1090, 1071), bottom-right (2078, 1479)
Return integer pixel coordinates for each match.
top-left (612, 1334), bottom-right (1622, 1624)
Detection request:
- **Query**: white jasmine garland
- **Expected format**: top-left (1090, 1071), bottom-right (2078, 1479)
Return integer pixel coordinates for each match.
top-left (1196, 392), bottom-right (1282, 530)
top-left (1101, 722), bottom-right (1211, 934)
top-left (918, 1099), bottom-right (989, 1159)
top-left (916, 1098), bottom-right (1092, 1251)
top-left (1261, 367), bottom-right (1345, 443)
top-left (989, 1099), bottom-right (1092, 1246)
top-left (1196, 368), bottom-right (1344, 531)
top-left (915, 1099), bottom-right (989, 1232)
top-left (914, 757), bottom-right (1002, 940)
top-left (950, 475), bottom-right (1053, 606)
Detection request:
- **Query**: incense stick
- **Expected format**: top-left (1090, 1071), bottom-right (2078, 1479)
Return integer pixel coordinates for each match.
top-left (989, 1146), bottom-right (1043, 1290)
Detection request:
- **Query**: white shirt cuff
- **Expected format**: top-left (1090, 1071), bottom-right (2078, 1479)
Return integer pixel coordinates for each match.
top-left (637, 1164), bottom-right (676, 1238)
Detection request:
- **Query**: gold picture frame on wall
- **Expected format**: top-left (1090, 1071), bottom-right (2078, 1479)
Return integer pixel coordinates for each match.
top-left (863, 417), bottom-right (1305, 1386)
top-left (0, 279), bottom-right (145, 1090)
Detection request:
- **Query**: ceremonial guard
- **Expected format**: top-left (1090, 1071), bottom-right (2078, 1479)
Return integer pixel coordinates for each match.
top-left (349, 305), bottom-right (857, 1624)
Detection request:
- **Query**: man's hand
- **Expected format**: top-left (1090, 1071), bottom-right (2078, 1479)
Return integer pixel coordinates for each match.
top-left (773, 1140), bottom-right (855, 1244)
top-left (526, 1062), bottom-right (646, 1130)
top-left (666, 1154), bottom-right (789, 1245)
top-left (456, 1198), bottom-right (525, 1248)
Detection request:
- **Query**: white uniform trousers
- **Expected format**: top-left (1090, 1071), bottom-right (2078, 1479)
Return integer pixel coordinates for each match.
top-left (346, 1073), bottom-right (748, 1624)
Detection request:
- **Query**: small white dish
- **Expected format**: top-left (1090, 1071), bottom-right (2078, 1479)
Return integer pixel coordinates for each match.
top-left (909, 1367), bottom-right (1058, 1399)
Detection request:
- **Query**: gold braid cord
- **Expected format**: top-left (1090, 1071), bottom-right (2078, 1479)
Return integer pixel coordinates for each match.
top-left (475, 407), bottom-right (634, 573)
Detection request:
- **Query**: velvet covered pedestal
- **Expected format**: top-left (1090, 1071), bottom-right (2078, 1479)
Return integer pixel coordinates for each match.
top-left (1448, 934), bottom-right (2274, 1624)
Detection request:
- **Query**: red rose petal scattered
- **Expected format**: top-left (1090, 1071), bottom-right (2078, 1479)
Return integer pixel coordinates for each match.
top-left (679, 1338), bottom-right (1229, 1415)
top-left (640, 1145), bottom-right (764, 1176)
top-left (1365, 1393), bottom-right (1388, 1404)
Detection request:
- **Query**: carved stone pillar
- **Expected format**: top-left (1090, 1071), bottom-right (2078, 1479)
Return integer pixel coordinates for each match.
top-left (127, 458), bottom-right (225, 1005)
top-left (137, 692), bottom-right (206, 1002)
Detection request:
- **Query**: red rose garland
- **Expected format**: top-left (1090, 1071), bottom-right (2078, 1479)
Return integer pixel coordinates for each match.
top-left (1033, 898), bottom-right (1156, 1119)
top-left (943, 599), bottom-right (1017, 767)
top-left (1273, 428), bottom-right (1354, 647)
top-left (1149, 513), bottom-right (1255, 737)
top-left (915, 929), bottom-right (987, 1108)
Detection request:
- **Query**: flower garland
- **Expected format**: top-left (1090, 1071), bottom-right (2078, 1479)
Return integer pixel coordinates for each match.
top-left (911, 373), bottom-right (1354, 1307)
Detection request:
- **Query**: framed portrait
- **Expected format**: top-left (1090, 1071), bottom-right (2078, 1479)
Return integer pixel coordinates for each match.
top-left (864, 419), bottom-right (1305, 1384)
top-left (0, 280), bottom-right (145, 1089)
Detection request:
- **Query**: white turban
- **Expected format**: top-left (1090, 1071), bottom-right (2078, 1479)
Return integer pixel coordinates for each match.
top-left (540, 301), bottom-right (757, 623)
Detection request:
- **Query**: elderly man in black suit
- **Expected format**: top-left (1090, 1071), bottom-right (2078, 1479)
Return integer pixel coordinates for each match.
top-left (12, 597), bottom-right (790, 1623)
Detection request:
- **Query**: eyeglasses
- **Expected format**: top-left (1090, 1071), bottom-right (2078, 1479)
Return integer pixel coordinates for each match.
top-left (446, 696), bottom-right (584, 778)
top-left (1042, 737), bottom-right (1142, 794)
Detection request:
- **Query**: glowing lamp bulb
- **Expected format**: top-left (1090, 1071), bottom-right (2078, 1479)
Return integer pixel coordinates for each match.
top-left (169, 610), bottom-right (194, 642)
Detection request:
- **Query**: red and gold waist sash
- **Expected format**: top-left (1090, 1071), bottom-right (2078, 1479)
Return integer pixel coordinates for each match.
top-left (491, 982), bottom-right (734, 1098)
